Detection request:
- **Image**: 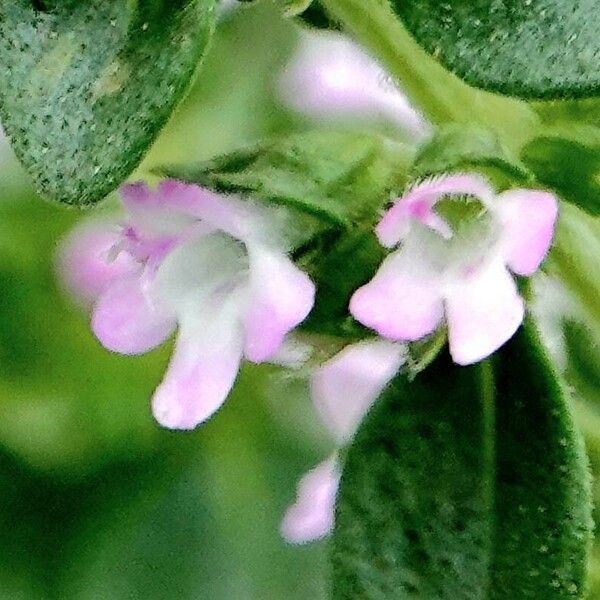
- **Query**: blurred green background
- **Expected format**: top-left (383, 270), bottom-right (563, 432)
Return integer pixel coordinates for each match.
top-left (0, 4), bottom-right (334, 598)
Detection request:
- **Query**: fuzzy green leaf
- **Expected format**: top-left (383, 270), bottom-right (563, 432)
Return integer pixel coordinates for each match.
top-left (0, 0), bottom-right (216, 205)
top-left (159, 130), bottom-right (411, 228)
top-left (413, 124), bottom-right (532, 183)
top-left (390, 0), bottom-right (600, 99)
top-left (332, 323), bottom-right (592, 599)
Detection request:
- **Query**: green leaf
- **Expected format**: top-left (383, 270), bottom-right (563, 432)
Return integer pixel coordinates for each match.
top-left (389, 0), bottom-right (600, 99)
top-left (0, 0), bottom-right (216, 205)
top-left (522, 137), bottom-right (600, 216)
top-left (533, 98), bottom-right (600, 131)
top-left (412, 124), bottom-right (532, 183)
top-left (332, 323), bottom-right (592, 599)
top-left (299, 229), bottom-right (385, 337)
top-left (159, 130), bottom-right (412, 228)
top-left (563, 321), bottom-right (600, 410)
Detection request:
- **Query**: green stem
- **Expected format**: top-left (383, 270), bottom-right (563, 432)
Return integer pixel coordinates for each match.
top-left (319, 0), bottom-right (540, 151)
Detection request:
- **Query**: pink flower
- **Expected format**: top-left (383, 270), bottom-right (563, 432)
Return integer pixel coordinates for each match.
top-left (350, 174), bottom-right (559, 365)
top-left (58, 181), bottom-right (315, 430)
top-left (281, 340), bottom-right (405, 544)
top-left (278, 30), bottom-right (429, 140)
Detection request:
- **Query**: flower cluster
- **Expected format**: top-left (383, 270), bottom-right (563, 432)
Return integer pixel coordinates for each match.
top-left (59, 174), bottom-right (558, 437)
top-left (281, 174), bottom-right (558, 542)
top-left (59, 173), bottom-right (558, 546)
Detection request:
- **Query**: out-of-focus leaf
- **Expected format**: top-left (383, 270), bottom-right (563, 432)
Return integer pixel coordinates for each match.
top-left (332, 323), bottom-right (592, 598)
top-left (522, 137), bottom-right (600, 216)
top-left (564, 322), bottom-right (600, 403)
top-left (159, 130), bottom-right (411, 228)
top-left (283, 0), bottom-right (314, 18)
top-left (390, 0), bottom-right (600, 99)
top-left (533, 98), bottom-right (600, 131)
top-left (55, 367), bottom-right (329, 600)
top-left (413, 124), bottom-right (532, 183)
top-left (0, 196), bottom-right (164, 473)
top-left (0, 0), bottom-right (216, 205)
top-left (547, 203), bottom-right (600, 330)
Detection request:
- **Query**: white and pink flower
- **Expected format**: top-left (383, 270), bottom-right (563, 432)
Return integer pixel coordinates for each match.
top-left (278, 30), bottom-right (429, 141)
top-left (281, 340), bottom-right (405, 544)
top-left (350, 174), bottom-right (559, 365)
top-left (58, 180), bottom-right (315, 430)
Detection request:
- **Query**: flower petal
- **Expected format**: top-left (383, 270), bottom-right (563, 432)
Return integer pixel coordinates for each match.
top-left (57, 219), bottom-right (137, 305)
top-left (151, 303), bottom-right (245, 430)
top-left (121, 181), bottom-right (200, 243)
top-left (120, 181), bottom-right (152, 209)
top-left (92, 276), bottom-right (176, 355)
top-left (280, 456), bottom-right (340, 545)
top-left (312, 340), bottom-right (406, 443)
top-left (445, 259), bottom-right (525, 365)
top-left (376, 173), bottom-right (494, 248)
top-left (243, 245), bottom-right (315, 363)
top-left (350, 250), bottom-right (444, 341)
top-left (278, 31), bottom-right (428, 139)
top-left (156, 180), bottom-right (268, 243)
top-left (495, 189), bottom-right (559, 276)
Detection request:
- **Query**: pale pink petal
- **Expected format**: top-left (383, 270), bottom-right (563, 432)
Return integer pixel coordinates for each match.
top-left (376, 174), bottom-right (494, 248)
top-left (243, 245), bottom-right (315, 363)
top-left (312, 340), bottom-right (406, 443)
top-left (350, 250), bottom-right (443, 341)
top-left (120, 182), bottom-right (153, 209)
top-left (445, 259), bottom-right (525, 365)
top-left (121, 181), bottom-right (197, 241)
top-left (57, 220), bottom-right (137, 305)
top-left (495, 189), bottom-right (558, 276)
top-left (278, 31), bottom-right (428, 139)
top-left (281, 456), bottom-right (341, 545)
top-left (92, 276), bottom-right (176, 355)
top-left (151, 325), bottom-right (244, 430)
top-left (117, 226), bottom-right (179, 269)
top-left (156, 180), bottom-right (263, 242)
